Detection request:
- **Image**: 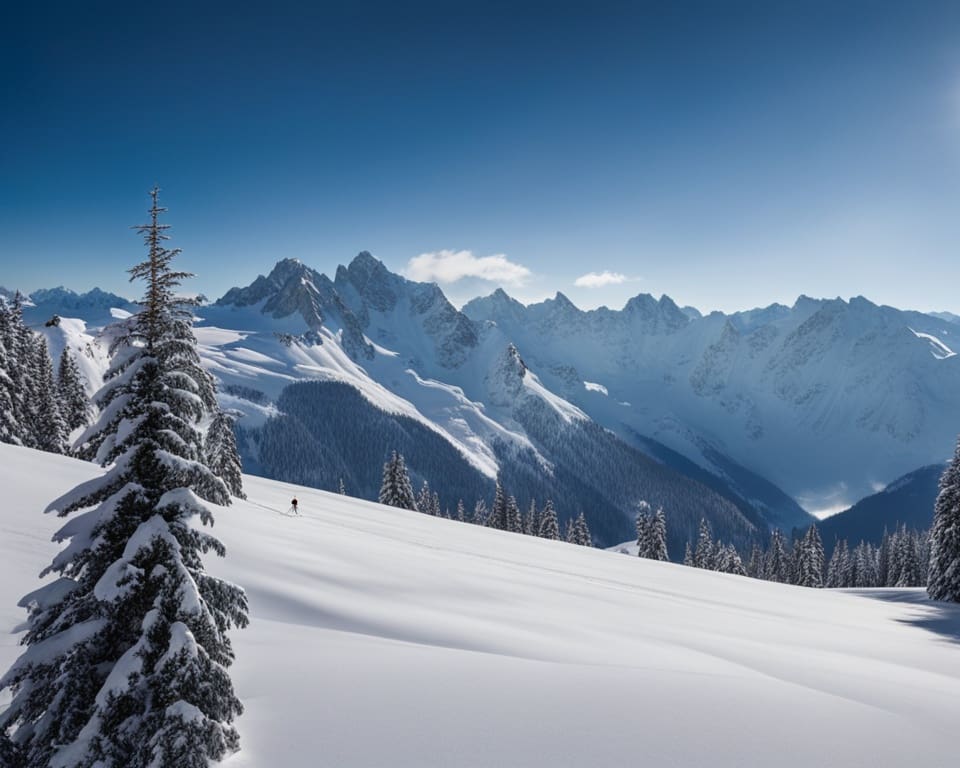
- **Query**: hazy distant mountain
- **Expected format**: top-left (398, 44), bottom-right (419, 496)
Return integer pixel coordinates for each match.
top-left (817, 464), bottom-right (945, 554)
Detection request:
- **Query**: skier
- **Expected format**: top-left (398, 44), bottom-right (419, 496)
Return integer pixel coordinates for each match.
top-left (290, 496), bottom-right (299, 515)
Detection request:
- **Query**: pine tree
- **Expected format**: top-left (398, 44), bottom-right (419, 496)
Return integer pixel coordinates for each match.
top-left (571, 512), bottom-right (592, 546)
top-left (57, 346), bottom-right (91, 434)
top-left (31, 335), bottom-right (67, 454)
top-left (0, 188), bottom-right (247, 768)
top-left (766, 528), bottom-right (789, 583)
top-left (0, 300), bottom-right (21, 445)
top-left (472, 498), bottom-right (488, 526)
top-left (205, 411), bottom-right (246, 499)
top-left (378, 451), bottom-right (418, 511)
top-left (826, 539), bottom-right (849, 588)
top-left (417, 480), bottom-right (434, 516)
top-left (635, 501), bottom-right (651, 558)
top-left (338, 478), bottom-right (346, 496)
top-left (746, 544), bottom-right (765, 579)
top-left (537, 500), bottom-right (560, 540)
top-left (564, 518), bottom-right (576, 543)
top-left (795, 524), bottom-right (825, 588)
top-left (929, 439), bottom-right (960, 601)
top-left (507, 495), bottom-right (523, 533)
top-left (694, 518), bottom-right (714, 569)
top-left (716, 544), bottom-right (747, 576)
top-left (683, 542), bottom-right (694, 567)
top-left (456, 499), bottom-right (466, 522)
top-left (487, 479), bottom-right (509, 530)
top-left (650, 509), bottom-right (669, 561)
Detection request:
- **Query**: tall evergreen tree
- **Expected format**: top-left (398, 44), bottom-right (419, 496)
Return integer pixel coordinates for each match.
top-left (795, 524), bottom-right (825, 588)
top-left (0, 301), bottom-right (19, 445)
top-left (507, 495), bottom-right (523, 533)
top-left (456, 499), bottom-right (466, 522)
top-left (693, 518), bottom-right (715, 569)
top-left (766, 528), bottom-right (790, 583)
top-left (471, 498), bottom-right (488, 526)
top-left (486, 479), bottom-right (509, 530)
top-left (417, 480), bottom-right (434, 516)
top-left (378, 451), bottom-right (418, 511)
top-left (205, 411), bottom-right (246, 499)
top-left (929, 437), bottom-right (960, 601)
top-left (524, 499), bottom-right (539, 536)
top-left (57, 346), bottom-right (92, 434)
top-left (0, 188), bottom-right (248, 768)
top-left (571, 512), bottom-right (592, 546)
top-left (650, 509), bottom-right (669, 561)
top-left (537, 499), bottom-right (560, 540)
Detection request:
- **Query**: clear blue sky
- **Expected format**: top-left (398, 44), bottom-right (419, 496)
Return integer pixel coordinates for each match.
top-left (2, 0), bottom-right (959, 313)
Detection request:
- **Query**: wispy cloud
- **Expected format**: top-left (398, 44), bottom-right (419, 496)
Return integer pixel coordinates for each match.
top-left (574, 270), bottom-right (628, 288)
top-left (406, 250), bottom-right (531, 285)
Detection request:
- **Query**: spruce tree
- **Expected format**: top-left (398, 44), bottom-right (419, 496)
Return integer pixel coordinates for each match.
top-left (205, 411), bottom-right (246, 499)
top-left (507, 495), bottom-right (523, 533)
top-left (338, 478), bottom-right (347, 496)
top-left (31, 335), bottom-right (67, 454)
top-left (766, 528), bottom-right (789, 583)
top-left (683, 542), bottom-right (694, 567)
top-left (693, 518), bottom-right (715, 569)
top-left (795, 524), bottom-right (825, 588)
top-left (58, 346), bottom-right (92, 434)
top-left (472, 498), bottom-right (488, 526)
top-left (929, 438), bottom-right (960, 601)
top-left (571, 512), bottom-right (592, 546)
top-left (456, 499), bottom-right (466, 522)
top-left (635, 502), bottom-right (651, 557)
top-left (524, 500), bottom-right (539, 536)
top-left (0, 300), bottom-right (20, 444)
top-left (0, 188), bottom-right (248, 768)
top-left (417, 480), bottom-right (434, 516)
top-left (650, 509), bottom-right (668, 561)
top-left (378, 451), bottom-right (418, 511)
top-left (537, 500), bottom-right (560, 540)
top-left (487, 479), bottom-right (509, 530)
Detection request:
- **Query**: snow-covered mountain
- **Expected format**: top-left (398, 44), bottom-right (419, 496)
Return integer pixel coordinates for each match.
top-left (14, 253), bottom-right (957, 546)
top-left (199, 255), bottom-right (770, 550)
top-left (20, 286), bottom-right (139, 328)
top-left (463, 290), bottom-right (960, 516)
top-left (3, 443), bottom-right (959, 767)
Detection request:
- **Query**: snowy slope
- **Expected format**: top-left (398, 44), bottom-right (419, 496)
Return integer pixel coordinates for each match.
top-left (2, 443), bottom-right (960, 767)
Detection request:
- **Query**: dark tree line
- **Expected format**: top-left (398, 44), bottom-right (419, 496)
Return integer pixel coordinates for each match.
top-left (378, 451), bottom-right (591, 546)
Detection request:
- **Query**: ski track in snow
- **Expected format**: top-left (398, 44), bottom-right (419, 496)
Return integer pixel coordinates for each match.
top-left (2, 444), bottom-right (960, 767)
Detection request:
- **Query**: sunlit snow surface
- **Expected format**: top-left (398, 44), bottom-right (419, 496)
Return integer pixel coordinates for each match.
top-left (909, 327), bottom-right (957, 360)
top-left (2, 444), bottom-right (959, 767)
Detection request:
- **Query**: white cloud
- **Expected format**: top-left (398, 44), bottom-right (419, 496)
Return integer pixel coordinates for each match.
top-left (574, 271), bottom-right (628, 288)
top-left (405, 250), bottom-right (531, 285)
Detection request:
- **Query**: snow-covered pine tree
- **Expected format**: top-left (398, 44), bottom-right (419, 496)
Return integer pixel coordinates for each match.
top-left (456, 499), bottom-right (466, 522)
top-left (537, 499), bottom-right (560, 540)
top-left (929, 438), bottom-right (960, 601)
top-left (472, 498), bottom-right (488, 526)
top-left (826, 539), bottom-right (848, 588)
top-left (693, 518), bottom-right (714, 569)
top-left (432, 491), bottom-right (442, 518)
top-left (30, 335), bottom-right (67, 454)
top-left (635, 501), bottom-right (651, 558)
top-left (507, 495), bottom-right (523, 533)
top-left (57, 346), bottom-right (92, 434)
top-left (564, 517), bottom-right (576, 543)
top-left (683, 542), bottom-right (694, 567)
top-left (571, 512), bottom-right (592, 546)
top-left (716, 544), bottom-right (746, 576)
top-left (417, 480), bottom-right (433, 516)
top-left (795, 524), bottom-right (825, 588)
top-left (338, 478), bottom-right (346, 496)
top-left (877, 528), bottom-right (892, 586)
top-left (378, 451), bottom-right (418, 511)
top-left (487, 479), bottom-right (508, 530)
top-left (650, 509), bottom-right (668, 561)
top-left (205, 411), bottom-right (246, 499)
top-left (0, 187), bottom-right (248, 768)
top-left (0, 301), bottom-right (20, 445)
top-left (766, 528), bottom-right (789, 583)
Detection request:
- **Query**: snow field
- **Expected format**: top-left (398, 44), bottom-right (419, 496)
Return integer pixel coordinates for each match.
top-left (2, 443), bottom-right (960, 767)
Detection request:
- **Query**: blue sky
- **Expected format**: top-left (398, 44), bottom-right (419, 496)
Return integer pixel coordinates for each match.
top-left (2, 0), bottom-right (959, 313)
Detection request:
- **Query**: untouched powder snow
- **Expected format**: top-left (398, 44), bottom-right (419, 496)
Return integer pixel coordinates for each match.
top-left (2, 443), bottom-right (960, 767)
